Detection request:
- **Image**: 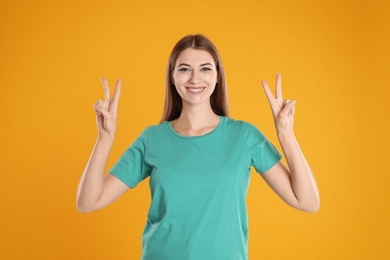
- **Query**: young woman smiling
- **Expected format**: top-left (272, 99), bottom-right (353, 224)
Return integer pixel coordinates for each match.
top-left (77, 34), bottom-right (319, 260)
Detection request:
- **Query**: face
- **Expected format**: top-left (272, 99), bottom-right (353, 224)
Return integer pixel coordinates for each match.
top-left (171, 48), bottom-right (218, 108)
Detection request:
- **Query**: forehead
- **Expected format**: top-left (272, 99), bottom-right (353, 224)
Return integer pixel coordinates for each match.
top-left (176, 48), bottom-right (215, 66)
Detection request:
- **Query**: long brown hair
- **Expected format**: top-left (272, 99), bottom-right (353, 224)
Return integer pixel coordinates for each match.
top-left (160, 34), bottom-right (229, 122)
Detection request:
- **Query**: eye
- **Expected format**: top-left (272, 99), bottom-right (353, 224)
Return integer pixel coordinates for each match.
top-left (178, 68), bottom-right (190, 72)
top-left (201, 67), bottom-right (212, 72)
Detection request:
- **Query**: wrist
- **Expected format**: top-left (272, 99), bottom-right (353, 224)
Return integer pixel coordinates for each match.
top-left (97, 133), bottom-right (115, 145)
top-left (277, 129), bottom-right (296, 143)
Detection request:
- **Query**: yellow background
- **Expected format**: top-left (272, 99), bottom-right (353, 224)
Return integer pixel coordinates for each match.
top-left (1, 0), bottom-right (389, 259)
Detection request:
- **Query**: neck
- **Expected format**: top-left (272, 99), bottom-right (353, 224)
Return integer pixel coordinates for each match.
top-left (171, 101), bottom-right (221, 136)
top-left (178, 102), bottom-right (219, 128)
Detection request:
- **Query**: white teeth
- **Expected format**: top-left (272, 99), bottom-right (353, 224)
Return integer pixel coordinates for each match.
top-left (188, 88), bottom-right (203, 93)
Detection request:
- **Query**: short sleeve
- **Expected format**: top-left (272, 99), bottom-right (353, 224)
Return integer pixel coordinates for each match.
top-left (244, 123), bottom-right (282, 173)
top-left (109, 128), bottom-right (152, 188)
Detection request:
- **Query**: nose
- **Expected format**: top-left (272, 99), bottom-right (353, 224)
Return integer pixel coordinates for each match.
top-left (189, 71), bottom-right (201, 84)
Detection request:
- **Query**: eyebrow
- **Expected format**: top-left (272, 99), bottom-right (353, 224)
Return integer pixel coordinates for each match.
top-left (177, 62), bottom-right (214, 67)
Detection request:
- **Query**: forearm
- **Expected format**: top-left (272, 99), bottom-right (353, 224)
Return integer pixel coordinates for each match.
top-left (277, 131), bottom-right (319, 212)
top-left (76, 136), bottom-right (115, 212)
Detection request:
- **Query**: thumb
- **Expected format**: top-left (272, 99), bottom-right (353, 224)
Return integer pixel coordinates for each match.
top-left (280, 100), bottom-right (296, 118)
top-left (94, 100), bottom-right (110, 118)
top-left (94, 100), bottom-right (109, 130)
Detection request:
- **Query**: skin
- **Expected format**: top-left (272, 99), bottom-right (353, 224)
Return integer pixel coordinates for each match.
top-left (76, 78), bottom-right (129, 212)
top-left (76, 48), bottom-right (319, 213)
top-left (170, 48), bottom-right (220, 136)
top-left (260, 74), bottom-right (319, 212)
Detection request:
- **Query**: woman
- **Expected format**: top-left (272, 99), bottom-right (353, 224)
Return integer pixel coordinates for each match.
top-left (77, 34), bottom-right (319, 260)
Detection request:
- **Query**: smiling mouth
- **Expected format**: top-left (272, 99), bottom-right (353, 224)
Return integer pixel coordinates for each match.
top-left (186, 87), bottom-right (205, 93)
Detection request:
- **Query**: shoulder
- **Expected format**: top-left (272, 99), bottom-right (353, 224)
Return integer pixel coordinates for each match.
top-left (139, 121), bottom-right (171, 138)
top-left (129, 122), bottom-right (170, 149)
top-left (142, 121), bottom-right (169, 132)
top-left (224, 117), bottom-right (267, 142)
top-left (223, 116), bottom-right (260, 133)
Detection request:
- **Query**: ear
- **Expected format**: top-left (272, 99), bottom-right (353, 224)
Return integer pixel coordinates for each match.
top-left (171, 77), bottom-right (175, 85)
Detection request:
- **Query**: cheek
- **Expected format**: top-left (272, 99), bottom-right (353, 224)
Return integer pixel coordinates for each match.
top-left (172, 74), bottom-right (187, 85)
top-left (207, 74), bottom-right (218, 84)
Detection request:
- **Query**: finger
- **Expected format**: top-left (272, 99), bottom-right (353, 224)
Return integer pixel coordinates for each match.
top-left (94, 105), bottom-right (101, 116)
top-left (93, 100), bottom-right (102, 119)
top-left (94, 100), bottom-right (110, 118)
top-left (102, 77), bottom-right (111, 102)
top-left (94, 100), bottom-right (102, 115)
top-left (291, 102), bottom-right (296, 115)
top-left (280, 100), bottom-right (296, 118)
top-left (261, 80), bottom-right (275, 103)
top-left (111, 79), bottom-right (122, 106)
top-left (275, 73), bottom-right (282, 99)
top-left (95, 107), bottom-right (104, 129)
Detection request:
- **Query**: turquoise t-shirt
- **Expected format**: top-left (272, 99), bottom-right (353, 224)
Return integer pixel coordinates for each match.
top-left (110, 116), bottom-right (282, 260)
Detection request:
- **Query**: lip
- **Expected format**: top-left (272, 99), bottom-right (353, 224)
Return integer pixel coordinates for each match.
top-left (186, 87), bottom-right (206, 94)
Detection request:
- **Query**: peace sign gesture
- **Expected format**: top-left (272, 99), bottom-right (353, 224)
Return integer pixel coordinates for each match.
top-left (94, 77), bottom-right (121, 139)
top-left (261, 73), bottom-right (296, 134)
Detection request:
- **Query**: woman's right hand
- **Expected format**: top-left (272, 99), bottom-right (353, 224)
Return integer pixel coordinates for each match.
top-left (94, 77), bottom-right (121, 139)
top-left (77, 77), bottom-right (126, 213)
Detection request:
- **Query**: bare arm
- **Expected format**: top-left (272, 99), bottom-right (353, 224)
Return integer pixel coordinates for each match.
top-left (76, 78), bottom-right (130, 213)
top-left (260, 73), bottom-right (319, 212)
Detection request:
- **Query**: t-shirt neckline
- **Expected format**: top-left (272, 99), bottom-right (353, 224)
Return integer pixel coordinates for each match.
top-left (167, 116), bottom-right (225, 139)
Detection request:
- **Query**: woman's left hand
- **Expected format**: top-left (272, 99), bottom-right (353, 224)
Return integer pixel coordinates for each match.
top-left (261, 73), bottom-right (296, 134)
